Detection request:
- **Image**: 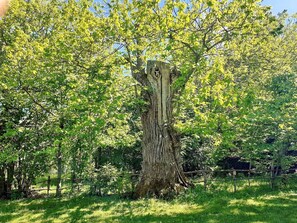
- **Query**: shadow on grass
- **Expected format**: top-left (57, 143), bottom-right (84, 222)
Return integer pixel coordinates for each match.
top-left (0, 182), bottom-right (296, 223)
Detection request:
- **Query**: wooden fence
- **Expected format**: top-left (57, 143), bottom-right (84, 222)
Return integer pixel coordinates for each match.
top-left (183, 168), bottom-right (297, 192)
top-left (28, 168), bottom-right (297, 196)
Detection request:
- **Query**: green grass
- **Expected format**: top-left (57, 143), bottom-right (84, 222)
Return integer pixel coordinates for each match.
top-left (0, 180), bottom-right (296, 223)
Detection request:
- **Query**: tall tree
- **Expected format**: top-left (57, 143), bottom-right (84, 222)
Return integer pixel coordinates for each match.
top-left (0, 0), bottom-right (118, 196)
top-left (106, 0), bottom-right (273, 197)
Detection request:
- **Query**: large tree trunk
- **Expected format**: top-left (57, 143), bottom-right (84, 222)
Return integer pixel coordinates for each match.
top-left (135, 61), bottom-right (190, 198)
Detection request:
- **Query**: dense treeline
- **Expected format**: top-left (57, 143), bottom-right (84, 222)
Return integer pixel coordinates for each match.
top-left (0, 0), bottom-right (296, 198)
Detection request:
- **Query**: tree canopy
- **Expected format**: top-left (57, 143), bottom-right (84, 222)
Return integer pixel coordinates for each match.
top-left (0, 0), bottom-right (296, 198)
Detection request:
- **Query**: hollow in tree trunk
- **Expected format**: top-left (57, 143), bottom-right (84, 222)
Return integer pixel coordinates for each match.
top-left (135, 61), bottom-right (190, 198)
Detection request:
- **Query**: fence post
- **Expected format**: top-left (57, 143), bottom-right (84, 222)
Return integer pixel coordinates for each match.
top-left (203, 170), bottom-right (207, 191)
top-left (248, 162), bottom-right (252, 187)
top-left (47, 176), bottom-right (51, 196)
top-left (233, 170), bottom-right (237, 193)
top-left (248, 170), bottom-right (251, 187)
top-left (270, 163), bottom-right (275, 189)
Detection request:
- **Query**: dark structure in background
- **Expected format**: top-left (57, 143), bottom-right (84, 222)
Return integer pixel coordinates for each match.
top-left (217, 157), bottom-right (253, 176)
top-left (286, 150), bottom-right (297, 174)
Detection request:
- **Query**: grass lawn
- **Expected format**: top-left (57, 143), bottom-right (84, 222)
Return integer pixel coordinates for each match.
top-left (0, 180), bottom-right (296, 223)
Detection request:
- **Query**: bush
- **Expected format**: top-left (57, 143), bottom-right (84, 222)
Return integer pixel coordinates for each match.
top-left (90, 164), bottom-right (132, 196)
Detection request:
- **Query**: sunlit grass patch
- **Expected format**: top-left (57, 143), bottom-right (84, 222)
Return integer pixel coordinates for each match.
top-left (0, 181), bottom-right (296, 223)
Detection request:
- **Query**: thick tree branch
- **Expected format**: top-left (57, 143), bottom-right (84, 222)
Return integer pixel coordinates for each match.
top-left (124, 41), bottom-right (148, 86)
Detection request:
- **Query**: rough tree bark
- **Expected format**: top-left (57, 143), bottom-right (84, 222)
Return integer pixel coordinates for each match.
top-left (134, 60), bottom-right (190, 198)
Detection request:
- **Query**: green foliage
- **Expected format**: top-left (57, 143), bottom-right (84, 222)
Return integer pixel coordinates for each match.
top-left (0, 0), bottom-right (138, 196)
top-left (239, 72), bottom-right (297, 170)
top-left (90, 164), bottom-right (131, 196)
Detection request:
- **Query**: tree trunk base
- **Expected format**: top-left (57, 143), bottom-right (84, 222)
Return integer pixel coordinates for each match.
top-left (134, 181), bottom-right (189, 199)
top-left (134, 165), bottom-right (192, 199)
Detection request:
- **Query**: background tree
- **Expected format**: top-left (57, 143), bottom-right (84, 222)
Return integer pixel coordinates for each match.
top-left (0, 0), bottom-right (125, 196)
